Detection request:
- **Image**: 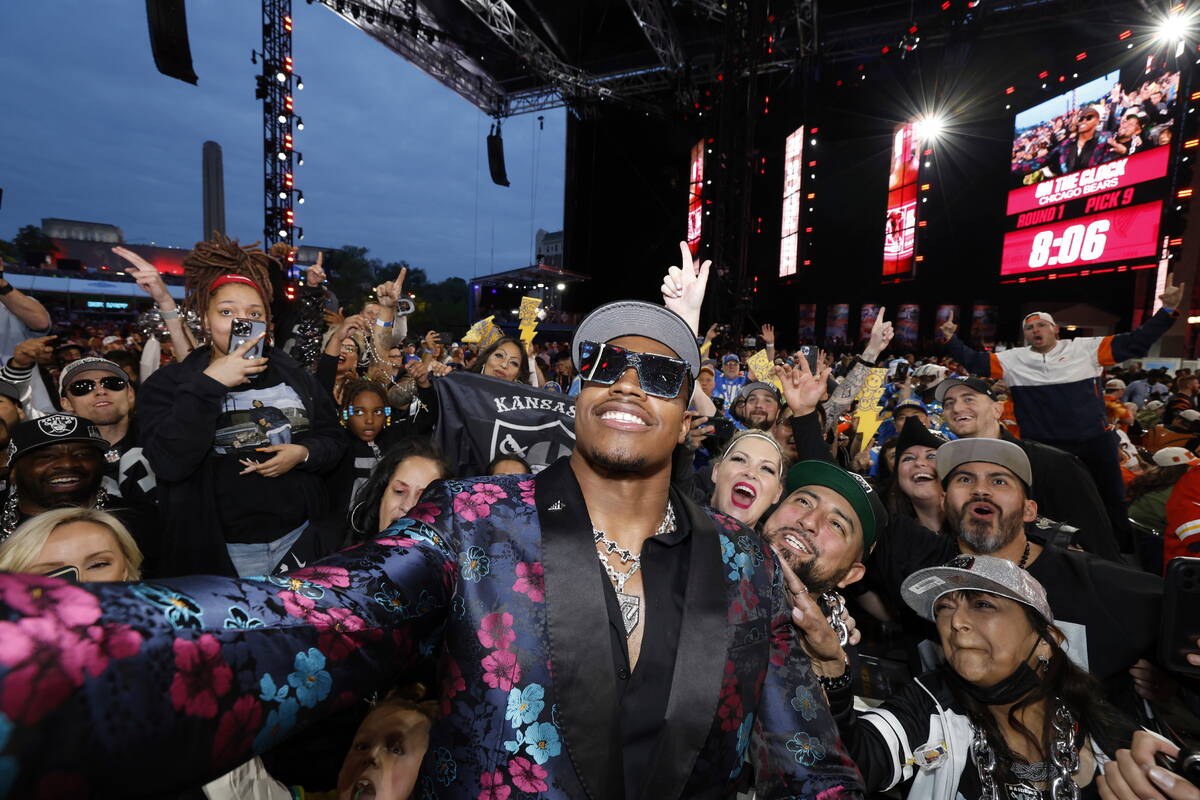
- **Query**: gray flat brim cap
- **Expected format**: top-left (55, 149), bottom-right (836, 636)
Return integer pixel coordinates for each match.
top-left (902, 554), bottom-right (1053, 624)
top-left (935, 437), bottom-right (1032, 487)
top-left (571, 300), bottom-right (701, 379)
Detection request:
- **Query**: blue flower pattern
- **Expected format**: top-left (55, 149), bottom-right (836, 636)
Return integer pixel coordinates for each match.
top-left (287, 648), bottom-right (332, 708)
top-left (786, 731), bottom-right (827, 766)
top-left (433, 747), bottom-right (457, 786)
top-left (267, 575), bottom-right (324, 599)
top-left (253, 697), bottom-right (299, 752)
top-left (129, 583), bottom-right (204, 629)
top-left (523, 721), bottom-right (562, 765)
top-left (459, 546), bottom-right (490, 582)
top-left (505, 683), bottom-right (545, 726)
top-left (0, 713), bottom-right (18, 795)
top-left (790, 685), bottom-right (819, 721)
top-left (223, 606), bottom-right (264, 629)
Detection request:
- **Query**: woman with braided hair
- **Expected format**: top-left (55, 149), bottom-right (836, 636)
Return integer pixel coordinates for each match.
top-left (135, 234), bottom-right (346, 577)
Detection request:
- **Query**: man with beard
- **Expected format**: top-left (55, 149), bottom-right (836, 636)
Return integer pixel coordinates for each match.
top-left (933, 377), bottom-right (1120, 561)
top-left (868, 437), bottom-right (1162, 702)
top-left (732, 381), bottom-right (781, 431)
top-left (762, 460), bottom-right (887, 640)
top-left (0, 290), bottom-right (864, 795)
top-left (58, 357), bottom-right (156, 508)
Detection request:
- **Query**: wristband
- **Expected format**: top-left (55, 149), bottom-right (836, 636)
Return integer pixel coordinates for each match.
top-left (816, 656), bottom-right (853, 691)
top-left (159, 308), bottom-right (180, 321)
top-left (0, 283), bottom-right (14, 297)
top-left (375, 319), bottom-right (393, 328)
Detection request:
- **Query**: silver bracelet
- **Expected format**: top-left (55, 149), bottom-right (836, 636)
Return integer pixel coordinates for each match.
top-left (158, 307), bottom-right (180, 321)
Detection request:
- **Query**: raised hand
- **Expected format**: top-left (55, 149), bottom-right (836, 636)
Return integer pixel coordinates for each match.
top-left (10, 335), bottom-right (56, 369)
top-left (776, 354), bottom-right (832, 416)
top-left (863, 306), bottom-right (893, 363)
top-left (772, 547), bottom-right (849, 677)
top-left (760, 323), bottom-right (776, 347)
top-left (376, 267), bottom-right (408, 309)
top-left (938, 312), bottom-right (958, 343)
top-left (1161, 274), bottom-right (1185, 310)
top-left (203, 333), bottom-right (269, 387)
top-left (660, 241), bottom-right (711, 334)
top-left (113, 246), bottom-right (173, 307)
top-left (322, 306), bottom-right (345, 330)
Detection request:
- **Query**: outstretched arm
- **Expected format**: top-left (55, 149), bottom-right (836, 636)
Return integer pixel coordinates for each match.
top-left (939, 312), bottom-right (993, 377)
top-left (0, 514), bottom-right (456, 797)
top-left (660, 240), bottom-right (711, 336)
top-left (1104, 275), bottom-right (1185, 364)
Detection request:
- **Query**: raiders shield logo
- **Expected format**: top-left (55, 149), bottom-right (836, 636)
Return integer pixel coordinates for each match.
top-left (38, 415), bottom-right (78, 437)
top-left (488, 418), bottom-right (576, 474)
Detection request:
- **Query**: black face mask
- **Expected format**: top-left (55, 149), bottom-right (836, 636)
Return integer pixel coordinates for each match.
top-left (948, 638), bottom-right (1044, 706)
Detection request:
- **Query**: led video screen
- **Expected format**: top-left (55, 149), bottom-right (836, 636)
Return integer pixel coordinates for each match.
top-left (687, 140), bottom-right (704, 256)
top-left (779, 126), bottom-right (805, 277)
top-left (1002, 64), bottom-right (1180, 279)
top-left (882, 122), bottom-right (921, 279)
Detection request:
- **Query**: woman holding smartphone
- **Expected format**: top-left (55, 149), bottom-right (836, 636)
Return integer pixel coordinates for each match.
top-left (137, 235), bottom-right (345, 578)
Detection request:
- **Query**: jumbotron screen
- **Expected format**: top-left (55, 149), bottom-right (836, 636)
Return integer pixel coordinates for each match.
top-left (1001, 63), bottom-right (1180, 279)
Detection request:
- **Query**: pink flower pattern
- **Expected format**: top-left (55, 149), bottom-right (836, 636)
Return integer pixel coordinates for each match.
top-left (512, 562), bottom-right (545, 603)
top-left (311, 607), bottom-right (370, 660)
top-left (481, 649), bottom-right (521, 692)
top-left (169, 634), bottom-right (232, 718)
top-left (441, 655), bottom-right (466, 717)
top-left (212, 694), bottom-right (263, 766)
top-left (517, 479), bottom-right (536, 506)
top-left (1, 577), bottom-right (100, 628)
top-left (294, 565), bottom-right (350, 589)
top-left (408, 501), bottom-right (441, 524)
top-left (508, 756), bottom-right (549, 792)
top-left (454, 491), bottom-right (494, 522)
top-left (478, 770), bottom-right (511, 800)
top-left (477, 612), bottom-right (516, 650)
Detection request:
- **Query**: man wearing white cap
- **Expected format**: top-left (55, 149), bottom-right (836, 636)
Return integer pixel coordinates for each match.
top-left (939, 277), bottom-right (1184, 552)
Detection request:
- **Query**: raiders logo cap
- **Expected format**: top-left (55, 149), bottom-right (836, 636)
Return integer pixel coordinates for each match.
top-left (7, 414), bottom-right (107, 467)
top-left (571, 300), bottom-right (701, 379)
top-left (783, 460), bottom-right (888, 549)
top-left (902, 554), bottom-right (1053, 624)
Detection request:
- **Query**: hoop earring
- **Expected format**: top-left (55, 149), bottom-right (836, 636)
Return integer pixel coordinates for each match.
top-left (349, 500), bottom-right (369, 535)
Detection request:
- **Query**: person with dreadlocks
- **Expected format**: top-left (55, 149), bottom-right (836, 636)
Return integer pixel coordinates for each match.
top-left (136, 233), bottom-right (345, 578)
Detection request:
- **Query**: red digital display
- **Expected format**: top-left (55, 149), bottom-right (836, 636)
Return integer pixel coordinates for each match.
top-left (1001, 64), bottom-right (1179, 280)
top-left (883, 122), bottom-right (922, 280)
top-left (687, 140), bottom-right (704, 256)
top-left (779, 127), bottom-right (805, 277)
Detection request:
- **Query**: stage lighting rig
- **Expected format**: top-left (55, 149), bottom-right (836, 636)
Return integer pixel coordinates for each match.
top-left (260, 0), bottom-right (299, 250)
top-left (1155, 12), bottom-right (1192, 44)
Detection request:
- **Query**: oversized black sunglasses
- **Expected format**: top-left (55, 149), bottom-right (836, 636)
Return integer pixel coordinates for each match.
top-left (578, 340), bottom-right (689, 399)
top-left (67, 376), bottom-right (128, 397)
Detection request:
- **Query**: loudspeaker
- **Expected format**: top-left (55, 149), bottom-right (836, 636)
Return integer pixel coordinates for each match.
top-left (487, 125), bottom-right (511, 187)
top-left (145, 0), bottom-right (199, 85)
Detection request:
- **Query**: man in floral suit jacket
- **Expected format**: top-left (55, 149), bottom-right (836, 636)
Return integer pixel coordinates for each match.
top-left (0, 300), bottom-right (863, 799)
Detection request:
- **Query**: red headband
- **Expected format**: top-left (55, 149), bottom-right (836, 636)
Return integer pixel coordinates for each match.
top-left (208, 274), bottom-right (262, 294)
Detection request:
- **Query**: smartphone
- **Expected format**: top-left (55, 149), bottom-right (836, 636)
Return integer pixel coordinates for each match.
top-left (229, 318), bottom-right (268, 359)
top-left (1160, 557), bottom-right (1200, 676)
top-left (894, 361), bottom-right (910, 381)
top-left (44, 565), bottom-right (79, 582)
top-left (438, 332), bottom-right (454, 348)
top-left (797, 345), bottom-right (819, 373)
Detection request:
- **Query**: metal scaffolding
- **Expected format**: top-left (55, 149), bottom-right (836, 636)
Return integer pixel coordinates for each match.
top-left (260, 0), bottom-right (297, 251)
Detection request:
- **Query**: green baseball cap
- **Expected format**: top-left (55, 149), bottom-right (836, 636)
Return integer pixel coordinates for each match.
top-left (784, 460), bottom-right (888, 549)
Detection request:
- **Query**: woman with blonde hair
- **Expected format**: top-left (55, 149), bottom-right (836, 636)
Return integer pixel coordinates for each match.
top-left (0, 507), bottom-right (143, 581)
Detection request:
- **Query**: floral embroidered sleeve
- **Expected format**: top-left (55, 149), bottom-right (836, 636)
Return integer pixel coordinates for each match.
top-left (0, 512), bottom-right (459, 798)
top-left (749, 553), bottom-right (865, 799)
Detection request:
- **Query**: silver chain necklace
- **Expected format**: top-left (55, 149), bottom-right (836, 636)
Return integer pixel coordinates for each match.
top-left (973, 700), bottom-right (1080, 800)
top-left (593, 503), bottom-right (676, 637)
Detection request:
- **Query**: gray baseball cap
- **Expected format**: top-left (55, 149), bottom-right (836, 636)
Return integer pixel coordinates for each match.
top-left (571, 300), bottom-right (701, 379)
top-left (935, 437), bottom-right (1032, 488)
top-left (736, 381), bottom-right (779, 403)
top-left (902, 554), bottom-right (1053, 624)
top-left (59, 357), bottom-right (129, 397)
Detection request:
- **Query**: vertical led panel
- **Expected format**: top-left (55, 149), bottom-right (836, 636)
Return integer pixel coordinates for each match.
top-left (779, 127), bottom-right (805, 277)
top-left (687, 140), bottom-right (704, 256)
top-left (882, 122), bottom-right (921, 280)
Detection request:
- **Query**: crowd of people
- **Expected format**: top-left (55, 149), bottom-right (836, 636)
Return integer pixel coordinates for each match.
top-left (1011, 70), bottom-right (1180, 184)
top-left (0, 234), bottom-right (1197, 799)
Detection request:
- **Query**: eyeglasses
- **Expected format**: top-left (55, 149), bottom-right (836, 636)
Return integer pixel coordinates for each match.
top-left (67, 376), bottom-right (128, 397)
top-left (577, 340), bottom-right (689, 399)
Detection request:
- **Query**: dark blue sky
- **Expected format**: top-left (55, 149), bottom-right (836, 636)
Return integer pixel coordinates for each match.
top-left (0, 1), bottom-right (565, 283)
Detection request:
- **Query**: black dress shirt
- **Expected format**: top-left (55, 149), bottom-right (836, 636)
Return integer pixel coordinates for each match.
top-left (599, 504), bottom-right (692, 800)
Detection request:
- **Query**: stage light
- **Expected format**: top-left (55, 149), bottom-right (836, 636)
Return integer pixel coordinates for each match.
top-left (279, 229), bottom-right (287, 238)
top-left (913, 114), bottom-right (947, 141)
top-left (296, 117), bottom-right (304, 130)
top-left (276, 72), bottom-right (286, 82)
top-left (296, 76), bottom-right (304, 90)
top-left (278, 152), bottom-right (287, 160)
top-left (278, 191), bottom-right (287, 200)
top-left (278, 114), bottom-right (287, 124)
top-left (1156, 13), bottom-right (1191, 43)
top-left (297, 154), bottom-right (304, 165)
top-left (556, 283), bottom-right (566, 291)
top-left (297, 192), bottom-right (305, 205)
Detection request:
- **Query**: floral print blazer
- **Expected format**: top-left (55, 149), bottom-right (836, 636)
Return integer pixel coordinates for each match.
top-left (0, 458), bottom-right (862, 799)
